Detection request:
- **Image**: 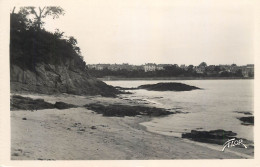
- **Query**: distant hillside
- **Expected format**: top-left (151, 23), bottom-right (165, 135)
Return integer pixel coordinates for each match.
top-left (10, 11), bottom-right (119, 97)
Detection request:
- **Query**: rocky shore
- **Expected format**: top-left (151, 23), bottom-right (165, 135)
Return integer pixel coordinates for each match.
top-left (11, 93), bottom-right (253, 160)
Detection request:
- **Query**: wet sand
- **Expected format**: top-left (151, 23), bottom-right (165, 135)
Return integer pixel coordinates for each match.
top-left (11, 93), bottom-right (252, 160)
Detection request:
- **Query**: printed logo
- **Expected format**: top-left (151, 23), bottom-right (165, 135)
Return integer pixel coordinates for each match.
top-left (222, 138), bottom-right (247, 151)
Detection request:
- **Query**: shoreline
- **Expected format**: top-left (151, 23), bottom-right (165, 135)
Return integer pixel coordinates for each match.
top-left (139, 119), bottom-right (253, 159)
top-left (98, 77), bottom-right (254, 81)
top-left (11, 93), bottom-right (253, 159)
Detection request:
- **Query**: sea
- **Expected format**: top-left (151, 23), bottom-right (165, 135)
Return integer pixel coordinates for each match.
top-left (105, 80), bottom-right (254, 142)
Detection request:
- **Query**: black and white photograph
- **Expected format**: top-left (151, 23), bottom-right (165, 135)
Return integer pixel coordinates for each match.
top-left (0, 0), bottom-right (259, 166)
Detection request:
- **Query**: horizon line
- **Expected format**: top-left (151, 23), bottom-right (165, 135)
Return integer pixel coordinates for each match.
top-left (86, 63), bottom-right (254, 66)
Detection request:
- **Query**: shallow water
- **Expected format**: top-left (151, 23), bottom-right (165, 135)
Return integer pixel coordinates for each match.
top-left (105, 80), bottom-right (254, 141)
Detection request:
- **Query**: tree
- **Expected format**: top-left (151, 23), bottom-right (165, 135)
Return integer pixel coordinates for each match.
top-left (19, 6), bottom-right (65, 30)
top-left (214, 66), bottom-right (221, 72)
top-left (10, 12), bottom-right (30, 32)
top-left (11, 7), bottom-right (16, 14)
top-left (199, 62), bottom-right (207, 67)
top-left (68, 36), bottom-right (81, 55)
top-left (188, 65), bottom-right (194, 69)
top-left (68, 36), bottom-right (78, 46)
top-left (187, 65), bottom-right (194, 73)
top-left (54, 29), bottom-right (64, 39)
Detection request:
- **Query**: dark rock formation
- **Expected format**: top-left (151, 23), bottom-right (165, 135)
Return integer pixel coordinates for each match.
top-left (54, 102), bottom-right (77, 109)
top-left (137, 82), bottom-right (200, 91)
top-left (10, 63), bottom-right (120, 97)
top-left (182, 129), bottom-right (237, 145)
top-left (11, 95), bottom-right (77, 111)
top-left (11, 95), bottom-right (55, 110)
top-left (84, 103), bottom-right (173, 117)
top-left (234, 111), bottom-right (252, 115)
top-left (238, 116), bottom-right (254, 125)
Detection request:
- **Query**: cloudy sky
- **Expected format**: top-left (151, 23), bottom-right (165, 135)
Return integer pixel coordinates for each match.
top-left (39, 0), bottom-right (255, 65)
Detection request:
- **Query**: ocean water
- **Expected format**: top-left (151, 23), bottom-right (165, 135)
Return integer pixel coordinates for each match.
top-left (105, 80), bottom-right (254, 142)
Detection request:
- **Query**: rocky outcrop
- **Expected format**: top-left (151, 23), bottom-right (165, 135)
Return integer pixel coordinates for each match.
top-left (138, 82), bottom-right (200, 91)
top-left (10, 62), bottom-right (120, 97)
top-left (182, 129), bottom-right (237, 145)
top-left (238, 116), bottom-right (254, 126)
top-left (11, 95), bottom-right (78, 110)
top-left (11, 95), bottom-right (55, 110)
top-left (115, 82), bottom-right (201, 92)
top-left (54, 102), bottom-right (77, 110)
top-left (84, 103), bottom-right (173, 117)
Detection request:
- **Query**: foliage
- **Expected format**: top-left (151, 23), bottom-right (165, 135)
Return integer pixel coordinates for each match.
top-left (199, 62), bottom-right (207, 67)
top-left (19, 7), bottom-right (65, 29)
top-left (10, 7), bottom-right (85, 71)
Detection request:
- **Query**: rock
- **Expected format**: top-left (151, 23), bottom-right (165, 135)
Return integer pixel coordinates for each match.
top-left (91, 126), bottom-right (97, 129)
top-left (84, 103), bottom-right (173, 117)
top-left (11, 95), bottom-right (77, 110)
top-left (11, 95), bottom-right (55, 110)
top-left (54, 102), bottom-right (76, 109)
top-left (238, 116), bottom-right (254, 125)
top-left (116, 83), bottom-right (200, 92)
top-left (138, 82), bottom-right (200, 91)
top-left (79, 128), bottom-right (85, 131)
top-left (10, 63), bottom-right (121, 97)
top-left (182, 129), bottom-right (237, 145)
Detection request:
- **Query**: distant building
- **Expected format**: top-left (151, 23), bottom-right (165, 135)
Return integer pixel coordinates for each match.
top-left (87, 63), bottom-right (254, 77)
top-left (242, 64), bottom-right (254, 77)
top-left (88, 63), bottom-right (144, 71)
top-left (132, 65), bottom-right (144, 70)
top-left (87, 64), bottom-right (96, 69)
top-left (144, 63), bottom-right (157, 72)
top-left (144, 63), bottom-right (165, 72)
top-left (87, 64), bottom-right (109, 70)
top-left (107, 63), bottom-right (132, 71)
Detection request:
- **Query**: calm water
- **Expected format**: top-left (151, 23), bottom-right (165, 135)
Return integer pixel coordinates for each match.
top-left (105, 80), bottom-right (254, 141)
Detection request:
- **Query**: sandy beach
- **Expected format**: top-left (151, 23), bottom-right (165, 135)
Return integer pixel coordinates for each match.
top-left (11, 93), bottom-right (253, 160)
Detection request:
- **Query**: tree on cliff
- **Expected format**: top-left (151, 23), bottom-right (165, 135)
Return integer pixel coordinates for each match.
top-left (10, 6), bottom-right (119, 97)
top-left (68, 36), bottom-right (81, 56)
top-left (10, 7), bottom-right (85, 70)
top-left (19, 7), bottom-right (65, 30)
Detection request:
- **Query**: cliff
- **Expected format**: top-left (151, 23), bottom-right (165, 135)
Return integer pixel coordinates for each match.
top-left (10, 63), bottom-right (119, 97)
top-left (10, 12), bottom-right (119, 97)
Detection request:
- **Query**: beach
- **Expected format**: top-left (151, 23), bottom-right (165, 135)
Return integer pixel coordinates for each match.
top-left (11, 93), bottom-right (253, 160)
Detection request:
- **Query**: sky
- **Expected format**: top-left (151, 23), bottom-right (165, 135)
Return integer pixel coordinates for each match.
top-left (32, 0), bottom-right (255, 65)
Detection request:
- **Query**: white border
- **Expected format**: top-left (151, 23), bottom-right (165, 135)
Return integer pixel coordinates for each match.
top-left (0, 0), bottom-right (259, 166)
